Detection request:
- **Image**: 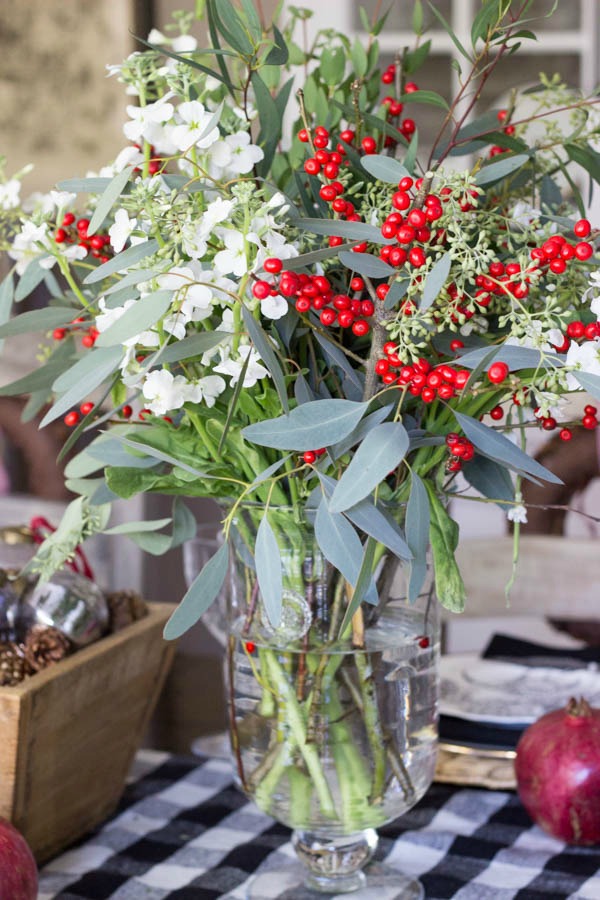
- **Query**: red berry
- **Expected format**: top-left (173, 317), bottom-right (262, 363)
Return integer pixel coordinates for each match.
top-left (264, 257), bottom-right (283, 274)
top-left (574, 218), bottom-right (591, 238)
top-left (584, 404), bottom-right (598, 415)
top-left (487, 361), bottom-right (509, 384)
top-left (490, 405), bottom-right (504, 420)
top-left (298, 128), bottom-right (310, 143)
top-left (121, 404), bottom-right (133, 418)
top-left (352, 319), bottom-right (369, 336)
top-left (350, 277), bottom-right (365, 292)
top-left (575, 241), bottom-right (593, 261)
top-left (64, 411), bottom-right (80, 427)
top-left (361, 136), bottom-right (377, 154)
top-left (559, 428), bottom-right (572, 441)
top-left (567, 321), bottom-right (585, 339)
top-left (245, 641), bottom-right (256, 653)
top-left (339, 129), bottom-right (355, 144)
top-left (303, 450), bottom-right (317, 464)
top-left (304, 158), bottom-right (321, 176)
top-left (52, 327), bottom-right (66, 340)
top-left (54, 228), bottom-right (68, 243)
top-left (408, 247), bottom-right (426, 267)
top-left (80, 401), bottom-right (94, 416)
top-left (449, 339), bottom-right (464, 353)
top-left (392, 190), bottom-right (410, 211)
top-left (542, 417), bottom-right (557, 431)
top-left (252, 280), bottom-right (271, 300)
top-left (582, 414), bottom-right (598, 430)
top-left (320, 308), bottom-right (336, 326)
top-left (76, 218), bottom-right (90, 234)
top-left (319, 185), bottom-right (337, 202)
top-left (62, 212), bottom-right (76, 226)
top-left (407, 208), bottom-right (427, 228)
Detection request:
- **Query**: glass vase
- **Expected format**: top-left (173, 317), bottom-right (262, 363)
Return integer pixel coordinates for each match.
top-left (225, 505), bottom-right (439, 897)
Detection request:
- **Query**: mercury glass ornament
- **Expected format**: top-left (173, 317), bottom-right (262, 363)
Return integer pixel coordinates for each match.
top-left (25, 570), bottom-right (108, 647)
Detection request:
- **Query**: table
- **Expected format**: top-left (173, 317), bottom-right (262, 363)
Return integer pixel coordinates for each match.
top-left (38, 750), bottom-right (600, 900)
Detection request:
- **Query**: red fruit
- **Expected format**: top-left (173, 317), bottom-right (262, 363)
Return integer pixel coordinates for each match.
top-left (559, 428), bottom-right (573, 441)
top-left (303, 450), bottom-right (316, 464)
top-left (80, 401), bottom-right (94, 416)
top-left (298, 128), bottom-right (310, 143)
top-left (245, 641), bottom-right (257, 653)
top-left (64, 411), bottom-right (80, 427)
top-left (515, 698), bottom-right (600, 845)
top-left (62, 212), bottom-right (76, 226)
top-left (361, 136), bottom-right (377, 154)
top-left (264, 257), bottom-right (283, 274)
top-left (52, 328), bottom-right (66, 341)
top-left (489, 405), bottom-right (504, 420)
top-left (252, 280), bottom-right (271, 300)
top-left (449, 339), bottom-right (464, 353)
top-left (0, 818), bottom-right (38, 899)
top-left (121, 404), bottom-right (133, 419)
top-left (575, 241), bottom-right (593, 261)
top-left (487, 361), bottom-right (509, 384)
top-left (574, 218), bottom-right (591, 238)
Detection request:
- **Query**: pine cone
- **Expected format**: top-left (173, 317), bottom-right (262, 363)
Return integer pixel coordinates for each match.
top-left (0, 641), bottom-right (29, 686)
top-left (23, 625), bottom-right (71, 672)
top-left (105, 590), bottom-right (147, 632)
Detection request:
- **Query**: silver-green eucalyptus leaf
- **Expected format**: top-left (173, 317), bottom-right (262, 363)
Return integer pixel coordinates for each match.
top-left (242, 399), bottom-right (369, 451)
top-left (255, 516), bottom-right (282, 628)
top-left (94, 291), bottom-right (172, 347)
top-left (329, 422), bottom-right (410, 512)
top-left (164, 541), bottom-right (229, 640)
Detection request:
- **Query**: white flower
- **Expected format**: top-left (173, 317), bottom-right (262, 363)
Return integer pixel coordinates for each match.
top-left (123, 94), bottom-right (174, 145)
top-left (8, 221), bottom-right (50, 274)
top-left (565, 339), bottom-right (600, 389)
top-left (39, 243), bottom-right (87, 270)
top-left (48, 190), bottom-right (76, 212)
top-left (95, 297), bottom-right (137, 335)
top-left (170, 101), bottom-right (220, 152)
top-left (142, 369), bottom-right (189, 415)
top-left (113, 145), bottom-right (145, 173)
top-left (214, 346), bottom-right (270, 387)
top-left (214, 230), bottom-right (250, 277)
top-left (222, 131), bottom-right (264, 175)
top-left (260, 294), bottom-right (288, 319)
top-left (507, 504), bottom-right (528, 524)
top-left (179, 283), bottom-right (214, 321)
top-left (185, 374), bottom-right (226, 408)
top-left (181, 197), bottom-right (234, 259)
top-left (172, 34), bottom-right (198, 53)
top-left (147, 28), bottom-right (167, 44)
top-left (0, 179), bottom-right (21, 210)
top-left (109, 208), bottom-right (138, 253)
top-left (511, 201), bottom-right (540, 227)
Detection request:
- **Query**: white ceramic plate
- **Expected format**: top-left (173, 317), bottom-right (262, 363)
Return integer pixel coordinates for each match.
top-left (440, 654), bottom-right (600, 725)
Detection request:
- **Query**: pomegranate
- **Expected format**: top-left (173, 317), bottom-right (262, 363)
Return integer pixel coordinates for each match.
top-left (515, 697), bottom-right (600, 845)
top-left (0, 818), bottom-right (38, 899)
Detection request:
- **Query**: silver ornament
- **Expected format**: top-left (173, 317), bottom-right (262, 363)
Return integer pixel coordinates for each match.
top-left (25, 570), bottom-right (109, 647)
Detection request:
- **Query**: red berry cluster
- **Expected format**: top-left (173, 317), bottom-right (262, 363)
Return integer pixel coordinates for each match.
top-left (376, 342), bottom-right (470, 401)
top-left (53, 315), bottom-right (99, 348)
top-left (548, 405), bottom-right (599, 442)
top-left (302, 447), bottom-right (326, 465)
top-left (54, 214), bottom-right (112, 263)
top-left (254, 260), bottom-right (374, 336)
top-left (529, 221), bottom-right (593, 275)
top-left (445, 432), bottom-right (475, 471)
top-left (380, 67), bottom-right (417, 142)
top-left (489, 109), bottom-right (517, 157)
top-left (379, 179), bottom-right (448, 272)
top-left (133, 143), bottom-right (162, 177)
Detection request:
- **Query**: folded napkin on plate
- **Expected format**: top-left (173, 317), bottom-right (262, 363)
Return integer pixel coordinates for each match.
top-left (439, 634), bottom-right (600, 751)
top-left (482, 633), bottom-right (600, 670)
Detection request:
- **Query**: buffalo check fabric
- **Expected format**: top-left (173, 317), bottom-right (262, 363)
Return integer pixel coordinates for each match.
top-left (39, 750), bottom-right (600, 900)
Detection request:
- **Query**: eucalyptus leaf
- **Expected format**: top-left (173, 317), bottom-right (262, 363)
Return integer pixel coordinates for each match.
top-left (454, 411), bottom-right (563, 484)
top-left (574, 371), bottom-right (600, 402)
top-left (103, 268), bottom-right (159, 295)
top-left (457, 344), bottom-right (558, 370)
top-left (163, 541), bottom-right (229, 640)
top-left (293, 217), bottom-right (394, 245)
top-left (57, 177), bottom-right (112, 193)
top-left (87, 166), bottom-right (133, 236)
top-left (338, 250), bottom-right (396, 279)
top-left (255, 516), bottom-right (282, 627)
top-left (312, 329), bottom-right (364, 395)
top-left (315, 497), bottom-right (364, 592)
top-left (330, 403), bottom-right (393, 459)
top-left (384, 277), bottom-right (410, 310)
top-left (294, 373), bottom-right (315, 405)
top-left (329, 422), bottom-right (409, 512)
top-left (280, 243), bottom-right (356, 271)
top-left (15, 259), bottom-right (48, 303)
top-left (243, 400), bottom-right (368, 451)
top-left (399, 89), bottom-right (448, 109)
top-left (0, 306), bottom-right (75, 338)
top-left (339, 536), bottom-right (377, 637)
top-left (251, 455), bottom-right (291, 486)
top-left (242, 307), bottom-right (289, 413)
top-left (421, 253), bottom-right (451, 310)
top-left (94, 291), bottom-right (172, 347)
top-left (150, 331), bottom-right (228, 366)
top-left (344, 499), bottom-right (412, 561)
top-left (84, 438), bottom-right (160, 470)
top-left (84, 239), bottom-right (160, 284)
top-left (475, 153), bottom-right (530, 186)
top-left (41, 345), bottom-right (124, 427)
top-left (105, 517), bottom-right (172, 535)
top-left (360, 154), bottom-right (410, 184)
top-left (463, 455), bottom-right (515, 509)
top-left (406, 472), bottom-right (429, 603)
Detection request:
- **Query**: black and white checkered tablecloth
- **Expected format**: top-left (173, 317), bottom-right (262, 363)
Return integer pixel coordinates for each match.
top-left (38, 750), bottom-right (600, 900)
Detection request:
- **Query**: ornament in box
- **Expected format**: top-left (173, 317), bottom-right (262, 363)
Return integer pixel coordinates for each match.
top-left (25, 570), bottom-right (108, 646)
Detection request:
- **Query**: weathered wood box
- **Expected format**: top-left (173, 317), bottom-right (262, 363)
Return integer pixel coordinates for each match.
top-left (0, 601), bottom-right (175, 863)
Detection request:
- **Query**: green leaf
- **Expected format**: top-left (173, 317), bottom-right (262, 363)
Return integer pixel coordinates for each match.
top-left (463, 455), bottom-right (514, 510)
top-left (239, 0), bottom-right (262, 39)
top-left (242, 307), bottom-right (289, 414)
top-left (339, 536), bottom-right (377, 636)
top-left (406, 471), bottom-right (429, 603)
top-left (265, 25), bottom-right (289, 65)
top-left (57, 177), bottom-right (111, 193)
top-left (138, 34), bottom-right (235, 91)
top-left (83, 239), bottom-right (159, 284)
top-left (105, 517), bottom-right (172, 535)
top-left (251, 455), bottom-right (291, 487)
top-left (399, 89), bottom-right (448, 110)
top-left (15, 259), bottom-right (48, 303)
top-left (330, 403), bottom-right (393, 460)
top-left (315, 497), bottom-right (366, 594)
top-left (425, 483), bottom-right (465, 613)
top-left (454, 411), bottom-right (563, 484)
top-left (94, 290), bottom-right (172, 347)
top-left (421, 252), bottom-right (451, 310)
top-left (383, 277), bottom-right (410, 310)
top-left (255, 515), bottom-right (282, 627)
top-left (403, 40), bottom-right (431, 75)
top-left (475, 153), bottom-right (530, 186)
top-left (103, 268), bottom-right (159, 295)
top-left (329, 422), bottom-right (409, 512)
top-left (282, 242), bottom-right (357, 271)
top-left (294, 217), bottom-right (394, 244)
top-left (471, 0), bottom-right (502, 46)
top-left (252, 71), bottom-right (282, 176)
top-left (458, 345), bottom-right (559, 371)
top-left (163, 541), bottom-right (229, 639)
top-left (360, 154), bottom-right (410, 184)
top-left (148, 330), bottom-right (228, 366)
top-left (574, 371), bottom-right (600, 402)
top-left (320, 46), bottom-right (345, 85)
top-left (212, 0), bottom-right (254, 54)
top-left (0, 272), bottom-right (14, 352)
top-left (83, 438), bottom-right (160, 470)
top-left (342, 498), bottom-right (411, 560)
top-left (566, 142), bottom-right (600, 188)
top-left (0, 347), bottom-right (76, 397)
top-left (427, 2), bottom-right (470, 59)
top-left (338, 250), bottom-right (396, 279)
top-left (403, 130), bottom-right (419, 174)
top-left (350, 38), bottom-right (368, 78)
top-left (40, 345), bottom-right (124, 427)
top-left (87, 166), bottom-right (133, 236)
top-left (242, 399), bottom-right (368, 451)
top-left (412, 0), bottom-right (424, 33)
top-left (0, 307), bottom-right (75, 338)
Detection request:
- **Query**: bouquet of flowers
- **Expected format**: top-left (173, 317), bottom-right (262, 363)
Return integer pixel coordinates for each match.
top-left (1, 0), bottom-right (600, 868)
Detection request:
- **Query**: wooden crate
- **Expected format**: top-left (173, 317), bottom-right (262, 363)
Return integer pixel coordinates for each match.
top-left (0, 601), bottom-right (176, 863)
